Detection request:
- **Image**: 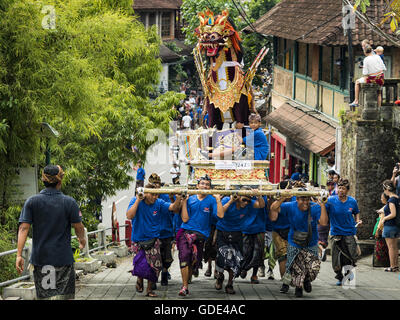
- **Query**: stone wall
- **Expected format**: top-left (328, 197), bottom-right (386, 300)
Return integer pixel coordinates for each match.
top-left (340, 84), bottom-right (400, 239)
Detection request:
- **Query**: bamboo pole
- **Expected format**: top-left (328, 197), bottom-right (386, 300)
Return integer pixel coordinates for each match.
top-left (139, 187), bottom-right (329, 200)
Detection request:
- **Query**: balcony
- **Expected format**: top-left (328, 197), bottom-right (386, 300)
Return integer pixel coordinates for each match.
top-left (352, 79), bottom-right (400, 126)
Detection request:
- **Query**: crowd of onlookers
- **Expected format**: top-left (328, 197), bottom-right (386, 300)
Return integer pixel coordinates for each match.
top-left (172, 83), bottom-right (209, 131)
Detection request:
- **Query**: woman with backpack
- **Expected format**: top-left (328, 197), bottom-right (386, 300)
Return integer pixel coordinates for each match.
top-left (378, 180), bottom-right (400, 272)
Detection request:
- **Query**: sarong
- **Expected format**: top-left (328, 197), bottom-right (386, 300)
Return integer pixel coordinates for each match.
top-left (317, 224), bottom-right (329, 248)
top-left (159, 237), bottom-right (174, 269)
top-left (33, 264), bottom-right (75, 300)
top-left (203, 225), bottom-right (217, 262)
top-left (366, 73), bottom-right (384, 87)
top-left (215, 230), bottom-right (243, 277)
top-left (330, 235), bottom-right (360, 278)
top-left (177, 229), bottom-right (205, 271)
top-left (242, 233), bottom-right (265, 271)
top-left (263, 231), bottom-right (276, 270)
top-left (372, 238), bottom-right (390, 268)
top-left (282, 244), bottom-right (320, 288)
top-left (131, 239), bottom-right (162, 282)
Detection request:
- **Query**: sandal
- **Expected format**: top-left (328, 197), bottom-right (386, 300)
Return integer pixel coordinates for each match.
top-left (384, 267), bottom-right (399, 272)
top-left (204, 269), bottom-right (212, 277)
top-left (145, 291), bottom-right (157, 297)
top-left (136, 281), bottom-right (144, 293)
top-left (225, 284), bottom-right (235, 294)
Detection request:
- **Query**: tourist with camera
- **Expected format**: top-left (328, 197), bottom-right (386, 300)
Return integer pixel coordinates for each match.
top-left (391, 163), bottom-right (400, 197)
top-left (378, 180), bottom-right (400, 272)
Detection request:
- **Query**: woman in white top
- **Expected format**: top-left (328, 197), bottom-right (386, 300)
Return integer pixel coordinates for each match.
top-left (350, 44), bottom-right (386, 108)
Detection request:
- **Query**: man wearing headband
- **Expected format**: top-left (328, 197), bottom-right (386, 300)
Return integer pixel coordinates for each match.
top-left (325, 178), bottom-right (362, 286)
top-left (270, 188), bottom-right (328, 298)
top-left (126, 182), bottom-right (181, 297)
top-left (17, 165), bottom-right (86, 300)
top-left (241, 190), bottom-right (268, 285)
top-left (176, 175), bottom-right (224, 296)
top-left (148, 173), bottom-right (176, 286)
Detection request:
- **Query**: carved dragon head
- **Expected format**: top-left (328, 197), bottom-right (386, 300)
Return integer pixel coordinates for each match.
top-left (195, 9), bottom-right (242, 58)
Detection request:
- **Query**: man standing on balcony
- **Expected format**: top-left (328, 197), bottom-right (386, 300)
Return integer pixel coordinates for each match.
top-left (16, 165), bottom-right (86, 300)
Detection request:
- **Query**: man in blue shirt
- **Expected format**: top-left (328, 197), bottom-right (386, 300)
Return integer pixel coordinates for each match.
top-left (215, 190), bottom-right (265, 294)
top-left (177, 175), bottom-right (224, 296)
top-left (290, 165), bottom-right (302, 181)
top-left (148, 173), bottom-right (176, 286)
top-left (135, 160), bottom-right (145, 193)
top-left (126, 183), bottom-right (181, 297)
top-left (270, 189), bottom-right (328, 298)
top-left (202, 113), bottom-right (269, 160)
top-left (324, 178), bottom-right (362, 286)
top-left (241, 195), bottom-right (268, 284)
top-left (269, 180), bottom-right (292, 293)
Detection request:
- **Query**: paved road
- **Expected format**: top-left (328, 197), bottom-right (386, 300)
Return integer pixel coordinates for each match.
top-left (75, 251), bottom-right (400, 300)
top-left (101, 136), bottom-right (188, 235)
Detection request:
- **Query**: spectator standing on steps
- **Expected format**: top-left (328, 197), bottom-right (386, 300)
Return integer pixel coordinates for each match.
top-left (16, 165), bottom-right (86, 300)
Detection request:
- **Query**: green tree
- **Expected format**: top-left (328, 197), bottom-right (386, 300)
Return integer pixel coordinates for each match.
top-left (0, 0), bottom-right (183, 234)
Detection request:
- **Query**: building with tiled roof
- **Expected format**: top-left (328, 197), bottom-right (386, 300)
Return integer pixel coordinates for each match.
top-left (133, 0), bottom-right (186, 93)
top-left (244, 0), bottom-right (400, 185)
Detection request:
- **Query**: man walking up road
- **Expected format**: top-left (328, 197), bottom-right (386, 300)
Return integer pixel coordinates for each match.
top-left (16, 165), bottom-right (86, 300)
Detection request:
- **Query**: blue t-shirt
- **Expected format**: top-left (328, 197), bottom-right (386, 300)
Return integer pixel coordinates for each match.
top-left (291, 172), bottom-right (301, 181)
top-left (325, 195), bottom-right (359, 236)
top-left (197, 107), bottom-right (202, 119)
top-left (127, 197), bottom-right (171, 242)
top-left (383, 197), bottom-right (400, 227)
top-left (158, 194), bottom-right (175, 239)
top-left (173, 213), bottom-right (183, 233)
top-left (242, 196), bottom-right (267, 234)
top-left (272, 199), bottom-right (291, 231)
top-left (216, 197), bottom-right (255, 232)
top-left (19, 188), bottom-right (82, 266)
top-left (265, 206), bottom-right (274, 232)
top-left (243, 128), bottom-right (269, 160)
top-left (280, 201), bottom-right (321, 249)
top-left (204, 114), bottom-right (209, 126)
top-left (180, 195), bottom-right (219, 238)
top-left (136, 167), bottom-right (145, 181)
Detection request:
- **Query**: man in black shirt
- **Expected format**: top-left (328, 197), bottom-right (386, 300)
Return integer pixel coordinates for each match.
top-left (16, 165), bottom-right (86, 300)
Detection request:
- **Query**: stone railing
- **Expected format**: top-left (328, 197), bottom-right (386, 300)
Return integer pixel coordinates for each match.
top-left (358, 80), bottom-right (400, 122)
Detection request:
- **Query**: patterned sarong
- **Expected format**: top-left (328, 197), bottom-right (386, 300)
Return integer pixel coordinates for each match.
top-left (330, 235), bottom-right (360, 274)
top-left (282, 244), bottom-right (320, 288)
top-left (131, 239), bottom-right (162, 282)
top-left (366, 73), bottom-right (384, 86)
top-left (215, 231), bottom-right (243, 278)
top-left (242, 233), bottom-right (265, 271)
top-left (177, 229), bottom-right (205, 270)
top-left (33, 264), bottom-right (75, 300)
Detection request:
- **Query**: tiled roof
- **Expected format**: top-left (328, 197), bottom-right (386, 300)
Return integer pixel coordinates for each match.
top-left (265, 102), bottom-right (337, 155)
top-left (159, 44), bottom-right (181, 63)
top-left (245, 0), bottom-right (395, 46)
top-left (133, 0), bottom-right (182, 10)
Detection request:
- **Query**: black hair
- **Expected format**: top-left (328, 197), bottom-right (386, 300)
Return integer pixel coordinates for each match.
top-left (43, 165), bottom-right (60, 188)
top-left (382, 180), bottom-right (396, 192)
top-left (381, 192), bottom-right (390, 202)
